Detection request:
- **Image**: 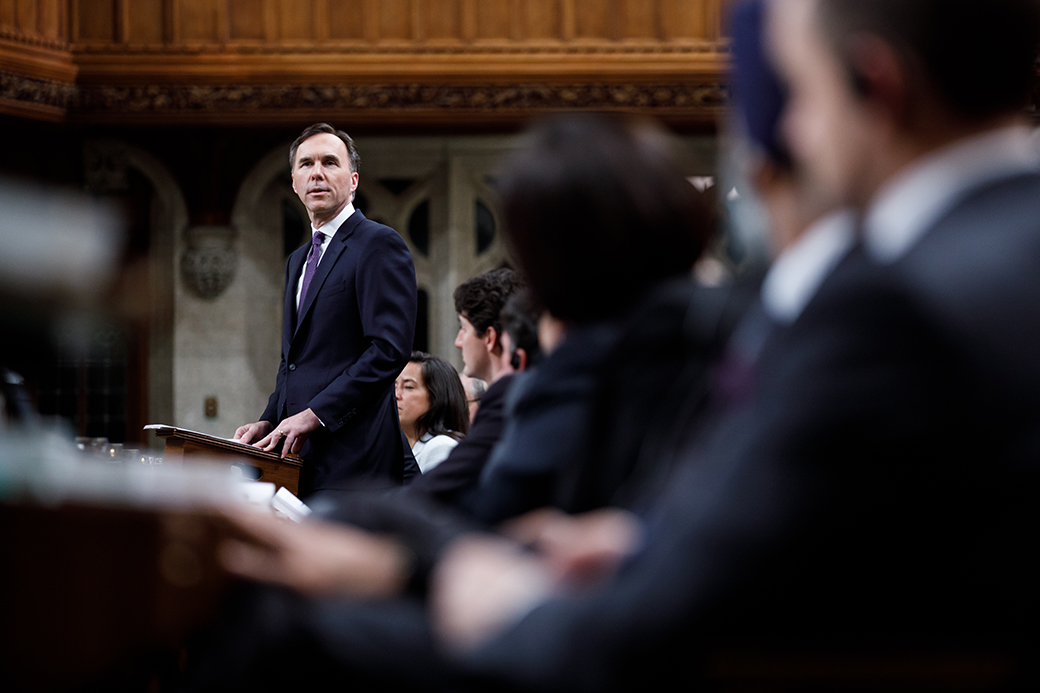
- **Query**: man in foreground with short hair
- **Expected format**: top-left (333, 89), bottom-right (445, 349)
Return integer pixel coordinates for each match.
top-left (431, 0), bottom-right (1040, 688)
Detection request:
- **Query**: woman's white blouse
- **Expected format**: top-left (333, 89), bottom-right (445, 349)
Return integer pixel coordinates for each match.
top-left (412, 433), bottom-right (459, 473)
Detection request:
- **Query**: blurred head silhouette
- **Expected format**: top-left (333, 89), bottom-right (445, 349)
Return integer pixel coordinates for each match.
top-left (768, 0), bottom-right (1040, 210)
top-left (729, 0), bottom-right (831, 253)
top-left (497, 114), bottom-right (712, 325)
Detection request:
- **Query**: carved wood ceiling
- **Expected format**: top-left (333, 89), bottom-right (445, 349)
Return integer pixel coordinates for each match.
top-left (0, 0), bottom-right (731, 126)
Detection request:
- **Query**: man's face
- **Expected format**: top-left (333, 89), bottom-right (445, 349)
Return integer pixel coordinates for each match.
top-left (769, 0), bottom-right (875, 209)
top-left (291, 133), bottom-right (358, 224)
top-left (454, 314), bottom-right (492, 381)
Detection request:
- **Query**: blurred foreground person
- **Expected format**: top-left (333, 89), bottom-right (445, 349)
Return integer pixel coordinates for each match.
top-left (430, 0), bottom-right (1040, 689)
top-left (395, 352), bottom-right (470, 474)
top-left (462, 114), bottom-right (720, 523)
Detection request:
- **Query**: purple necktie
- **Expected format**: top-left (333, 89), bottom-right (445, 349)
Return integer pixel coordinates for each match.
top-left (298, 231), bottom-right (326, 309)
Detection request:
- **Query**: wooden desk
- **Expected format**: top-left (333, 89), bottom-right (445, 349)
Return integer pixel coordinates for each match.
top-left (149, 425), bottom-right (304, 496)
top-left (0, 501), bottom-right (232, 693)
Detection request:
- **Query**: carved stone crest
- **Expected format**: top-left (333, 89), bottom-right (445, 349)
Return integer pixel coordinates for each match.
top-left (181, 226), bottom-right (237, 299)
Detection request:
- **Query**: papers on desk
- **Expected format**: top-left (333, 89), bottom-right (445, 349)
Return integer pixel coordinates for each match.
top-left (272, 486), bottom-right (311, 521)
top-left (144, 423), bottom-right (239, 444)
top-left (232, 481), bottom-right (312, 522)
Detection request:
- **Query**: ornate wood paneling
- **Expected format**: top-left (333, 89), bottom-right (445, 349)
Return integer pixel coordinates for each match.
top-left (3, 0), bottom-right (731, 125)
top-left (56, 0), bottom-right (722, 46)
top-left (0, 0), bottom-right (72, 119)
top-left (1, 0), bottom-right (65, 44)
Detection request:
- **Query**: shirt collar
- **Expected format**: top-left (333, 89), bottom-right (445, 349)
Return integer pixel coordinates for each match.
top-left (312, 202), bottom-right (355, 240)
top-left (864, 125), bottom-right (1040, 264)
top-left (761, 209), bottom-right (856, 325)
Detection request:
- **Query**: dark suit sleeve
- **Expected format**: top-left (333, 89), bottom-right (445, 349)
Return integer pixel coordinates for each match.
top-left (308, 227), bottom-right (417, 432)
top-left (259, 357), bottom-right (287, 425)
top-left (260, 255), bottom-right (295, 424)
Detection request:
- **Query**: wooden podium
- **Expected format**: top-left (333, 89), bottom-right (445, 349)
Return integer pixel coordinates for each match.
top-left (147, 425), bottom-right (304, 496)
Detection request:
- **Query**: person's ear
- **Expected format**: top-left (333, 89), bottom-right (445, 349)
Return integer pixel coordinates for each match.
top-left (485, 326), bottom-right (502, 356)
top-left (846, 35), bottom-right (908, 122)
top-left (512, 348), bottom-right (528, 372)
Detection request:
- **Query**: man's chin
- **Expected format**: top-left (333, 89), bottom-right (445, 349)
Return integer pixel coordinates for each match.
top-left (306, 201), bottom-right (342, 219)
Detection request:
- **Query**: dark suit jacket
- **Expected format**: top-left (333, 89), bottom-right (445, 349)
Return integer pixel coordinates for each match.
top-left (469, 279), bottom-right (735, 526)
top-left (462, 173), bottom-right (1040, 691)
top-left (466, 322), bottom-right (620, 525)
top-left (261, 209), bottom-right (418, 495)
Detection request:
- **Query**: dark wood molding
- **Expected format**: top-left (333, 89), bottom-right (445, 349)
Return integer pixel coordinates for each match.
top-left (0, 71), bottom-right (74, 120)
top-left (69, 80), bottom-right (727, 126)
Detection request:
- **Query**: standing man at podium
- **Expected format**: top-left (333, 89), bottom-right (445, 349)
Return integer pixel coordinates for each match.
top-left (235, 123), bottom-right (418, 495)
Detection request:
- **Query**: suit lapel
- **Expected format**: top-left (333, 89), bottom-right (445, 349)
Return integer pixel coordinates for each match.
top-left (285, 247), bottom-right (307, 351)
top-left (292, 209), bottom-right (364, 341)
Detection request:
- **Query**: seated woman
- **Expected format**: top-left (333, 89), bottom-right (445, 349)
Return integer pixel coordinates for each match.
top-left (396, 351), bottom-right (470, 473)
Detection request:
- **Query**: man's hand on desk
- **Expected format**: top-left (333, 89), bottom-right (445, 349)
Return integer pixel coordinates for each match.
top-left (253, 408), bottom-right (322, 458)
top-left (233, 420), bottom-right (273, 445)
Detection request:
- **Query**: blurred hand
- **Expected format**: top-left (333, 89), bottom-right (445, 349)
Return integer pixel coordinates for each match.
top-left (218, 507), bottom-right (412, 598)
top-left (501, 507), bottom-right (644, 587)
top-left (431, 534), bottom-right (555, 653)
top-left (234, 420), bottom-right (273, 445)
top-left (254, 408), bottom-right (321, 458)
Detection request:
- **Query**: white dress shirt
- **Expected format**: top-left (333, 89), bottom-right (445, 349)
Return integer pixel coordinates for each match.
top-left (864, 125), bottom-right (1040, 264)
top-left (295, 202), bottom-right (355, 309)
top-left (761, 210), bottom-right (856, 325)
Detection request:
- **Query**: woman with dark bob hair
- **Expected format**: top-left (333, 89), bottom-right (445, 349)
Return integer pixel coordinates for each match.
top-left (396, 351), bottom-right (470, 473)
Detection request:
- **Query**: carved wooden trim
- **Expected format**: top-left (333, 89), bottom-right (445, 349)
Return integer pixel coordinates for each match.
top-left (0, 27), bottom-right (69, 52)
top-left (70, 39), bottom-right (727, 54)
top-left (69, 81), bottom-right (727, 123)
top-left (0, 70), bottom-right (75, 117)
top-left (69, 43), bottom-right (729, 87)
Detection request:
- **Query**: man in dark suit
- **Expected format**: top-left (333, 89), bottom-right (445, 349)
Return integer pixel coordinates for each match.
top-left (429, 0), bottom-right (1040, 687)
top-left (235, 123), bottom-right (418, 495)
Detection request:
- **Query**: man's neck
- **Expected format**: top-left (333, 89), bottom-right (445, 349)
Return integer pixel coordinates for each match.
top-left (484, 361), bottom-right (511, 385)
top-left (309, 200), bottom-right (352, 230)
top-left (858, 113), bottom-right (1025, 210)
